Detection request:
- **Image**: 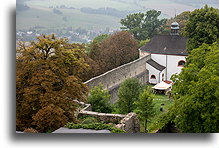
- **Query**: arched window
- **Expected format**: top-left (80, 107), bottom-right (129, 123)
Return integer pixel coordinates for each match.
top-left (162, 73), bottom-right (164, 81)
top-left (150, 75), bottom-right (156, 79)
top-left (178, 60), bottom-right (186, 67)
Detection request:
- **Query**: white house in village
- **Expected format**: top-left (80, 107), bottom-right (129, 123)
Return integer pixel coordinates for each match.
top-left (139, 22), bottom-right (188, 84)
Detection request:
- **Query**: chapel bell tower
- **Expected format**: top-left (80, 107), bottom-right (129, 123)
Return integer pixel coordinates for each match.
top-left (171, 22), bottom-right (179, 35)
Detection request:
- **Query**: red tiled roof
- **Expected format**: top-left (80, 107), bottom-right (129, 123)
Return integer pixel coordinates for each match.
top-left (163, 80), bottom-right (173, 84)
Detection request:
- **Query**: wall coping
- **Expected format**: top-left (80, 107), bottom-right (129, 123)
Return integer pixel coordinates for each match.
top-left (73, 100), bottom-right (140, 133)
top-left (84, 55), bottom-right (151, 84)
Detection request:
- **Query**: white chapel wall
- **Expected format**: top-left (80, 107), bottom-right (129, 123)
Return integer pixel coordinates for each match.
top-left (166, 55), bottom-right (186, 80)
top-left (146, 63), bottom-right (160, 84)
top-left (151, 54), bottom-right (186, 81)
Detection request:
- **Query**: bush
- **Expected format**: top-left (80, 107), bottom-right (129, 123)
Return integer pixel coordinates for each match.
top-left (65, 122), bottom-right (125, 133)
top-left (88, 84), bottom-right (112, 113)
top-left (81, 117), bottom-right (98, 124)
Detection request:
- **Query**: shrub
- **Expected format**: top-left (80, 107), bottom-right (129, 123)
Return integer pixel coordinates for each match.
top-left (81, 117), bottom-right (98, 124)
top-left (88, 84), bottom-right (112, 113)
top-left (65, 122), bottom-right (125, 133)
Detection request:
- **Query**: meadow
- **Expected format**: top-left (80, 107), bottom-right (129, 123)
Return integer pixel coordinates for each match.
top-left (17, 0), bottom-right (219, 32)
top-left (16, 0), bottom-right (196, 31)
top-left (16, 7), bottom-right (121, 31)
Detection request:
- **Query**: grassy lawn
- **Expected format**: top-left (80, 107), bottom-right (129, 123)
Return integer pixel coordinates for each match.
top-left (25, 0), bottom-right (140, 11)
top-left (17, 0), bottom-right (147, 31)
top-left (16, 5), bottom-right (121, 31)
top-left (140, 88), bottom-right (174, 133)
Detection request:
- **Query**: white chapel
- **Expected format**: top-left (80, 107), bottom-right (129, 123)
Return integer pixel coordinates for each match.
top-left (139, 22), bottom-right (188, 84)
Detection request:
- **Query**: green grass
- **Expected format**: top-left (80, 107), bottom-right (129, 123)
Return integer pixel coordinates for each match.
top-left (65, 122), bottom-right (126, 133)
top-left (26, 0), bottom-right (140, 11)
top-left (139, 93), bottom-right (173, 133)
top-left (17, 0), bottom-right (200, 31)
top-left (16, 7), bottom-right (121, 31)
top-left (16, 0), bottom-right (148, 31)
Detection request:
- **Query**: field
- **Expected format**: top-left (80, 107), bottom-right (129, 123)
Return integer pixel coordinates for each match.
top-left (16, 0), bottom-right (205, 31)
top-left (16, 7), bottom-right (121, 30)
top-left (25, 0), bottom-right (139, 11)
top-left (17, 0), bottom-right (141, 31)
top-left (16, 0), bottom-right (218, 43)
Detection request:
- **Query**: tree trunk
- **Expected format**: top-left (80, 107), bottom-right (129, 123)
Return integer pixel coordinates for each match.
top-left (144, 119), bottom-right (148, 133)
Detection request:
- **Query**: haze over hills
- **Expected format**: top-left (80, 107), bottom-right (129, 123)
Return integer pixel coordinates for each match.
top-left (16, 0), bottom-right (218, 42)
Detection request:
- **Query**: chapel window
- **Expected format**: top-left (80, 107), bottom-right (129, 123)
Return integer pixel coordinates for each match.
top-left (150, 75), bottom-right (156, 79)
top-left (162, 73), bottom-right (164, 81)
top-left (178, 60), bottom-right (186, 67)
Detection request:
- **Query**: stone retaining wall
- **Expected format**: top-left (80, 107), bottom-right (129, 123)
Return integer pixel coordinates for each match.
top-left (85, 55), bottom-right (151, 103)
top-left (74, 100), bottom-right (140, 133)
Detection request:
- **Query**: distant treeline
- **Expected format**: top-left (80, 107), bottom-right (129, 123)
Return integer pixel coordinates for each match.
top-left (52, 8), bottom-right (63, 15)
top-left (169, 0), bottom-right (218, 6)
top-left (80, 7), bottom-right (128, 18)
top-left (49, 5), bottom-right (75, 10)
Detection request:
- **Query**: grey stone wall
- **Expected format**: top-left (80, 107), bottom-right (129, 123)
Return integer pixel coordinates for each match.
top-left (74, 100), bottom-right (140, 133)
top-left (85, 55), bottom-right (151, 103)
top-left (115, 113), bottom-right (140, 133)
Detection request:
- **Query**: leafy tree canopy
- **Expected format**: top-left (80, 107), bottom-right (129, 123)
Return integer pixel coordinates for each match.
top-left (88, 84), bottom-right (112, 113)
top-left (84, 31), bottom-right (139, 81)
top-left (99, 31), bottom-right (139, 72)
top-left (134, 88), bottom-right (155, 133)
top-left (116, 78), bottom-right (143, 114)
top-left (120, 10), bottom-right (167, 41)
top-left (16, 34), bottom-right (89, 132)
top-left (170, 42), bottom-right (219, 133)
top-left (183, 5), bottom-right (219, 52)
top-left (165, 11), bottom-right (191, 34)
top-left (93, 34), bottom-right (110, 43)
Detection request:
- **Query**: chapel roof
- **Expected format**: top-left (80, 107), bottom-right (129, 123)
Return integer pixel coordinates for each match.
top-left (146, 59), bottom-right (166, 71)
top-left (139, 35), bottom-right (188, 56)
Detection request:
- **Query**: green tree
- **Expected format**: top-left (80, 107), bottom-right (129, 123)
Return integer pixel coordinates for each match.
top-left (116, 78), bottom-right (143, 114)
top-left (93, 34), bottom-right (110, 43)
top-left (86, 34), bottom-right (110, 56)
top-left (165, 11), bottom-right (191, 34)
top-left (88, 40), bottom-right (101, 61)
top-left (134, 88), bottom-right (155, 133)
top-left (183, 5), bottom-right (219, 52)
top-left (138, 39), bottom-right (150, 48)
top-left (88, 84), bottom-right (112, 113)
top-left (170, 43), bottom-right (219, 133)
top-left (16, 34), bottom-right (89, 132)
top-left (120, 10), bottom-right (167, 40)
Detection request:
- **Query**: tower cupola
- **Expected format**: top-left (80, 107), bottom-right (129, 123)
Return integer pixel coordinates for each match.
top-left (171, 22), bottom-right (179, 35)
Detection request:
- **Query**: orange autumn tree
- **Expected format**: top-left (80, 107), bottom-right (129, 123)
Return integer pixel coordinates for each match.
top-left (99, 31), bottom-right (139, 72)
top-left (16, 34), bottom-right (89, 132)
